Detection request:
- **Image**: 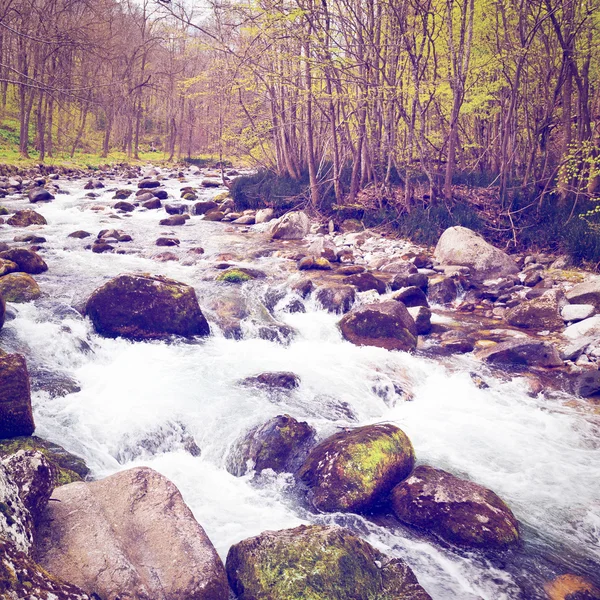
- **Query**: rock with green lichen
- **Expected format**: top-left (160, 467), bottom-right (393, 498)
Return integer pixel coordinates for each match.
top-left (225, 524), bottom-right (432, 600)
top-left (85, 273), bottom-right (210, 340)
top-left (0, 436), bottom-right (88, 487)
top-left (338, 301), bottom-right (417, 352)
top-left (298, 423), bottom-right (415, 513)
top-left (0, 353), bottom-right (35, 440)
top-left (226, 414), bottom-right (315, 477)
top-left (0, 258), bottom-right (18, 277)
top-left (0, 273), bottom-right (41, 302)
top-left (390, 465), bottom-right (520, 550)
top-left (216, 269), bottom-right (253, 283)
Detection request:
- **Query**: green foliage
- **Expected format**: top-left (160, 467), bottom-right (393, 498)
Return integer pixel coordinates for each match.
top-left (230, 170), bottom-right (309, 211)
top-left (184, 156), bottom-right (233, 169)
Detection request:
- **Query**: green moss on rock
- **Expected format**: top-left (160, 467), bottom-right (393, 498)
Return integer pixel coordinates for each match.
top-left (216, 269), bottom-right (253, 283)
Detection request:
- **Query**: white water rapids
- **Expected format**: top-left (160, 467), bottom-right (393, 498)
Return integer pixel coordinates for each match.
top-left (1, 169), bottom-right (599, 599)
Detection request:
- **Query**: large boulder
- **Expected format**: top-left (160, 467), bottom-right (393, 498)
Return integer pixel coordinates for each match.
top-left (7, 209), bottom-right (47, 227)
top-left (0, 273), bottom-right (41, 302)
top-left (504, 291), bottom-right (564, 330)
top-left (0, 354), bottom-right (35, 439)
top-left (28, 187), bottom-right (54, 203)
top-left (391, 465), bottom-right (519, 550)
top-left (0, 436), bottom-right (88, 486)
top-left (226, 414), bottom-right (315, 476)
top-left (85, 274), bottom-right (210, 340)
top-left (35, 467), bottom-right (229, 600)
top-left (270, 211), bottom-right (310, 240)
top-left (338, 301), bottom-right (417, 351)
top-left (226, 525), bottom-right (431, 600)
top-left (0, 538), bottom-right (89, 599)
top-left (565, 278), bottom-right (600, 311)
top-left (298, 423), bottom-right (415, 512)
top-left (0, 463), bottom-right (33, 552)
top-left (0, 248), bottom-right (48, 274)
top-left (434, 226), bottom-right (519, 280)
top-left (476, 338), bottom-right (562, 367)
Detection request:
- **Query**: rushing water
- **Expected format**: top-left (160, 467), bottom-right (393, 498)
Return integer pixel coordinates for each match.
top-left (1, 168), bottom-right (599, 599)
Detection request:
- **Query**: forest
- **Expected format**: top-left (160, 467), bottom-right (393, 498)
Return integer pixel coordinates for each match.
top-left (1, 0), bottom-right (599, 251)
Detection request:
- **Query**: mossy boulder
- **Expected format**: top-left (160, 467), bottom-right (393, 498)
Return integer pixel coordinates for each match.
top-left (390, 465), bottom-right (520, 550)
top-left (0, 436), bottom-right (88, 486)
top-left (226, 415), bottom-right (315, 477)
top-left (298, 424), bottom-right (415, 513)
top-left (0, 538), bottom-right (90, 599)
top-left (0, 248), bottom-right (48, 274)
top-left (216, 269), bottom-right (253, 283)
top-left (225, 524), bottom-right (431, 600)
top-left (0, 353), bottom-right (35, 439)
top-left (0, 273), bottom-right (41, 302)
top-left (6, 209), bottom-right (47, 227)
top-left (338, 301), bottom-right (417, 352)
top-left (85, 273), bottom-right (210, 340)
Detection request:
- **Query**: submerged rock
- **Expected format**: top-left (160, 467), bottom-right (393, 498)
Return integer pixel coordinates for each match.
top-left (544, 574), bottom-right (600, 600)
top-left (35, 467), bottom-right (229, 600)
top-left (390, 465), bottom-right (519, 550)
top-left (240, 371), bottom-right (300, 390)
top-left (298, 423), bottom-right (415, 512)
top-left (226, 414), bottom-right (315, 476)
top-left (339, 301), bottom-right (417, 352)
top-left (0, 353), bottom-right (35, 439)
top-left (226, 525), bottom-right (431, 600)
top-left (7, 209), bottom-right (47, 227)
top-left (0, 538), bottom-right (90, 599)
top-left (434, 226), bottom-right (519, 280)
top-left (85, 273), bottom-right (210, 340)
top-left (315, 283), bottom-right (356, 313)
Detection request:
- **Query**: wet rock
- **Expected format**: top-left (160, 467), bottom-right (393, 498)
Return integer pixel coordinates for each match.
top-left (298, 423), bottom-right (415, 512)
top-left (91, 242), bottom-right (114, 253)
top-left (159, 215), bottom-right (187, 226)
top-left (113, 189), bottom-right (133, 199)
top-left (204, 209), bottom-right (225, 221)
top-left (7, 209), bottom-right (47, 227)
top-left (114, 201), bottom-right (135, 212)
top-left (343, 272), bottom-right (387, 293)
top-left (137, 179), bottom-right (160, 189)
top-left (152, 188), bottom-right (168, 200)
top-left (165, 203), bottom-right (186, 215)
top-left (315, 283), bottom-right (356, 313)
top-left (84, 179), bottom-right (104, 190)
top-left (35, 467), bottom-right (229, 600)
top-left (407, 306), bottom-right (432, 335)
top-left (28, 187), bottom-right (54, 203)
top-left (427, 276), bottom-right (458, 304)
top-left (561, 304), bottom-right (595, 322)
top-left (193, 200), bottom-right (218, 215)
top-left (142, 197), bottom-right (162, 209)
top-left (240, 371), bottom-right (300, 390)
top-left (438, 333), bottom-right (475, 354)
top-left (0, 248), bottom-right (48, 274)
top-left (98, 229), bottom-right (131, 242)
top-left (393, 286), bottom-right (429, 308)
top-left (337, 264), bottom-right (365, 276)
top-left (504, 291), bottom-right (564, 330)
top-left (85, 273), bottom-right (210, 340)
top-left (201, 177), bottom-right (221, 187)
top-left (29, 367), bottom-right (81, 398)
top-left (226, 525), bottom-right (431, 600)
top-left (391, 272), bottom-right (428, 291)
top-left (339, 301), bottom-right (417, 352)
top-left (232, 214), bottom-right (255, 225)
top-left (390, 465), bottom-right (519, 550)
top-left (0, 436), bottom-right (89, 486)
top-left (476, 339), bottom-right (562, 367)
top-left (1, 450), bottom-right (53, 520)
top-left (156, 237), bottom-right (180, 247)
top-left (572, 370), bottom-right (600, 398)
top-left (226, 415), bottom-right (315, 476)
top-left (434, 226), bottom-right (519, 281)
top-left (270, 211), bottom-right (310, 240)
top-left (544, 574), bottom-right (600, 600)
top-left (0, 354), bottom-right (35, 440)
top-left (565, 278), bottom-right (600, 310)
top-left (68, 230), bottom-right (91, 239)
top-left (0, 258), bottom-right (18, 277)
top-left (298, 256), bottom-right (332, 270)
top-left (0, 537), bottom-right (90, 599)
top-left (255, 208), bottom-right (274, 223)
top-left (0, 273), bottom-right (41, 302)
